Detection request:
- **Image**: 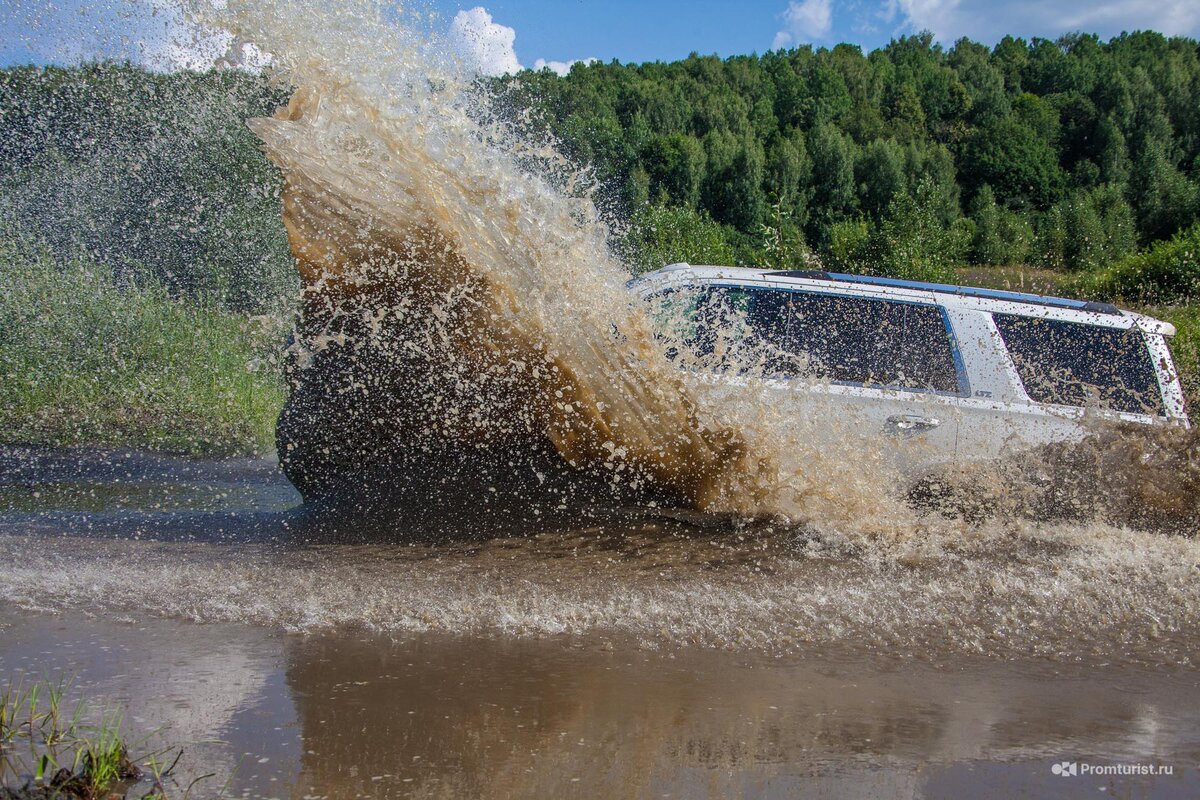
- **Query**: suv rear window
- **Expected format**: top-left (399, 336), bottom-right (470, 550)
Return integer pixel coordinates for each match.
top-left (992, 314), bottom-right (1163, 415)
top-left (662, 287), bottom-right (964, 394)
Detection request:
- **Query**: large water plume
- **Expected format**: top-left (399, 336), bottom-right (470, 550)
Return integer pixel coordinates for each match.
top-left (186, 0), bottom-right (925, 533)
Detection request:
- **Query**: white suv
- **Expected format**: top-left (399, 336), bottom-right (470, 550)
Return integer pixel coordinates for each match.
top-left (631, 263), bottom-right (1189, 468)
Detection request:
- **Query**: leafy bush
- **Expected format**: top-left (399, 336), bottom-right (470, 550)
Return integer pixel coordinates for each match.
top-left (969, 185), bottom-right (1034, 266)
top-left (1079, 222), bottom-right (1200, 304)
top-left (1039, 184), bottom-right (1137, 271)
top-left (824, 219), bottom-right (871, 272)
top-left (871, 184), bottom-right (970, 282)
top-left (621, 203), bottom-right (739, 273)
top-left (825, 181), bottom-right (969, 282)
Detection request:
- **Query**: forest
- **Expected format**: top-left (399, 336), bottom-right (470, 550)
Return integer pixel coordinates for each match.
top-left (1, 30), bottom-right (1198, 450)
top-left (503, 30), bottom-right (1200, 285)
top-left (3, 31), bottom-right (1200, 298)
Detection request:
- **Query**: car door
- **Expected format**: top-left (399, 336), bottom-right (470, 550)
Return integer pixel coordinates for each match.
top-left (746, 287), bottom-right (965, 474)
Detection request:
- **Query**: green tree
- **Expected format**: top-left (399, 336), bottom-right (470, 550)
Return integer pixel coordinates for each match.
top-left (949, 38), bottom-right (1010, 125)
top-left (886, 81), bottom-right (927, 143)
top-left (969, 184), bottom-right (1034, 265)
top-left (1041, 184), bottom-right (1136, 270)
top-left (991, 35), bottom-right (1028, 93)
top-left (806, 121), bottom-right (858, 246)
top-left (855, 138), bottom-right (906, 220)
top-left (764, 130), bottom-right (813, 228)
top-left (870, 179), bottom-right (970, 282)
top-left (1130, 137), bottom-right (1199, 241)
top-left (1060, 191), bottom-right (1108, 271)
top-left (1094, 115), bottom-right (1131, 185)
top-left (824, 218), bottom-right (872, 273)
top-left (640, 133), bottom-right (706, 208)
top-left (1081, 221), bottom-right (1200, 304)
top-left (962, 117), bottom-right (1066, 209)
top-left (623, 204), bottom-right (738, 272)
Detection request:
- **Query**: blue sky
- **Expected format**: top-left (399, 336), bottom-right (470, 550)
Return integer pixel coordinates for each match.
top-left (3, 1), bottom-right (1200, 72)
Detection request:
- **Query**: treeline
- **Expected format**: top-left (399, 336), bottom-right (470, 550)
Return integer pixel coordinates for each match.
top-left (502, 31), bottom-right (1200, 279)
top-left (1, 40), bottom-right (1198, 448)
top-left (3, 31), bottom-right (1200, 302)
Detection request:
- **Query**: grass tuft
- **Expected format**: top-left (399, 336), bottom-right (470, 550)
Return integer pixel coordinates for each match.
top-left (0, 676), bottom-right (231, 800)
top-left (73, 712), bottom-right (140, 795)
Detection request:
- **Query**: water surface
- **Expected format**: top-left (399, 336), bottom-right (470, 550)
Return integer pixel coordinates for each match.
top-left (1, 447), bottom-right (1197, 799)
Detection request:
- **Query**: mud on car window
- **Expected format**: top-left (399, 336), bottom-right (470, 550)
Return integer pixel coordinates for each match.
top-left (657, 287), bottom-right (964, 394)
top-left (770, 291), bottom-right (962, 393)
top-left (993, 313), bottom-right (1164, 416)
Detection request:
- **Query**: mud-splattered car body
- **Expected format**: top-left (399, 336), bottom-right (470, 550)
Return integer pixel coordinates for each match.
top-left (631, 264), bottom-right (1189, 471)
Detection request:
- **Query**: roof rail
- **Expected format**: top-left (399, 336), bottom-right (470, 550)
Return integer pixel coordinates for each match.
top-left (766, 270), bottom-right (1122, 316)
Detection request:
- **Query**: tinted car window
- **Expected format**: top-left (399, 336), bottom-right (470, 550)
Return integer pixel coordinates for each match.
top-left (776, 292), bottom-right (961, 392)
top-left (901, 303), bottom-right (964, 392)
top-left (993, 314), bottom-right (1163, 415)
top-left (662, 286), bottom-right (962, 393)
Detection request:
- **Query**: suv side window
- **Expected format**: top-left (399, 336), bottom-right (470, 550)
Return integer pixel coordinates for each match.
top-left (774, 292), bottom-right (962, 393)
top-left (992, 314), bottom-right (1164, 415)
top-left (656, 286), bottom-right (964, 394)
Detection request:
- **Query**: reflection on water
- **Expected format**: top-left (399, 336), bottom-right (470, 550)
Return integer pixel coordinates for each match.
top-left (1, 608), bottom-right (1196, 799)
top-left (0, 608), bottom-right (291, 796)
top-left (0, 447), bottom-right (300, 514)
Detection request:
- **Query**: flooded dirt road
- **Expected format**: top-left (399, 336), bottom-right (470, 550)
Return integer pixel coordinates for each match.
top-left (1, 447), bottom-right (1198, 799)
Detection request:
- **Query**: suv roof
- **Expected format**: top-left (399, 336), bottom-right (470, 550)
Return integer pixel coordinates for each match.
top-left (766, 269), bottom-right (1121, 315)
top-left (638, 263), bottom-right (1176, 337)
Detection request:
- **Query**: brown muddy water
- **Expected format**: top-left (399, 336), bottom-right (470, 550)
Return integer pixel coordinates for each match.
top-left (1, 446), bottom-right (1198, 799)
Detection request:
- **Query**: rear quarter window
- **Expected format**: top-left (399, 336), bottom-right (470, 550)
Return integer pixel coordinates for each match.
top-left (992, 313), bottom-right (1164, 416)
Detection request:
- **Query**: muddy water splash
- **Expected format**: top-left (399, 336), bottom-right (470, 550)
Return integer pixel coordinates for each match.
top-left (233, 4), bottom-right (748, 506)
top-left (187, 0), bottom-right (1200, 543)
top-left (191, 0), bottom-right (918, 532)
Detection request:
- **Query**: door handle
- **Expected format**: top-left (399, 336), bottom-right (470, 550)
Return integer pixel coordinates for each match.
top-left (885, 414), bottom-right (941, 436)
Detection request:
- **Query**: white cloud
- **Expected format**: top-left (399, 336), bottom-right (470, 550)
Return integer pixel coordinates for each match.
top-left (773, 0), bottom-right (834, 49)
top-left (449, 6), bottom-right (521, 76)
top-left (533, 57), bottom-right (597, 76)
top-left (890, 0), bottom-right (1200, 44)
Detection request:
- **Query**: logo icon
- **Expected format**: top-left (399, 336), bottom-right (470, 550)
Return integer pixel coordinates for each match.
top-left (1052, 761), bottom-right (1078, 777)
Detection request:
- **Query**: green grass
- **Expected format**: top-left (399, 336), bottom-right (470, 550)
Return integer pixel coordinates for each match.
top-left (1074, 222), bottom-right (1200, 305)
top-left (72, 712), bottom-right (138, 796)
top-left (0, 241), bottom-right (286, 455)
top-left (0, 672), bottom-right (235, 799)
top-left (1, 677), bottom-right (147, 800)
top-left (955, 265), bottom-right (1073, 297)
